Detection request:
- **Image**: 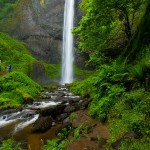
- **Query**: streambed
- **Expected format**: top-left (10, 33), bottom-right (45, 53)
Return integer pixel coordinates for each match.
top-left (0, 87), bottom-right (85, 150)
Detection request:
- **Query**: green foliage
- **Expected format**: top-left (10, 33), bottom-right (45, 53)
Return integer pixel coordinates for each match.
top-left (0, 139), bottom-right (22, 150)
top-left (43, 84), bottom-right (59, 91)
top-left (123, 3), bottom-right (150, 60)
top-left (74, 65), bottom-right (95, 80)
top-left (0, 91), bottom-right (23, 109)
top-left (43, 62), bottom-right (61, 79)
top-left (0, 32), bottom-right (36, 75)
top-left (129, 60), bottom-right (147, 82)
top-left (0, 64), bottom-right (2, 71)
top-left (69, 75), bottom-right (96, 97)
top-left (0, 72), bottom-right (42, 109)
top-left (70, 0), bottom-right (150, 149)
top-left (0, 0), bottom-right (19, 20)
top-left (42, 139), bottom-right (68, 150)
top-left (0, 72), bottom-right (42, 95)
top-left (89, 85), bottom-right (125, 121)
top-left (107, 88), bottom-right (150, 146)
top-left (70, 59), bottom-right (150, 148)
top-left (57, 127), bottom-right (70, 139)
top-left (73, 125), bottom-right (82, 140)
top-left (71, 61), bottom-right (128, 120)
top-left (126, 46), bottom-right (150, 89)
top-left (69, 112), bottom-right (77, 123)
top-left (119, 138), bottom-right (150, 150)
top-left (73, 0), bottom-right (146, 67)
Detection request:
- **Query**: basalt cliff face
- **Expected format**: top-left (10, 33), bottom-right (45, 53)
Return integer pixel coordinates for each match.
top-left (0, 0), bottom-right (86, 67)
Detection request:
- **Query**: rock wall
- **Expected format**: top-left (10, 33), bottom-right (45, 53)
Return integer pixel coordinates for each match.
top-left (0, 0), bottom-right (87, 67)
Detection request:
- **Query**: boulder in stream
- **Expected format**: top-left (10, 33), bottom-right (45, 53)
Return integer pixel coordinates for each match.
top-left (31, 116), bottom-right (53, 132)
top-left (40, 104), bottom-right (66, 119)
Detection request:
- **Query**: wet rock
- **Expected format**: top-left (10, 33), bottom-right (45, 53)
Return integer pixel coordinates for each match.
top-left (20, 141), bottom-right (28, 150)
top-left (52, 122), bottom-right (56, 126)
top-left (57, 113), bottom-right (68, 121)
top-left (125, 131), bottom-right (140, 139)
top-left (33, 102), bottom-right (41, 106)
top-left (80, 99), bottom-right (91, 109)
top-left (63, 105), bottom-right (76, 114)
top-left (68, 98), bottom-right (80, 104)
top-left (60, 99), bottom-right (69, 104)
top-left (0, 109), bottom-right (17, 116)
top-left (111, 131), bottom-right (140, 149)
top-left (21, 111), bottom-right (35, 119)
top-left (78, 100), bottom-right (83, 104)
top-left (40, 104), bottom-right (66, 118)
top-left (62, 117), bottom-right (70, 128)
top-left (45, 92), bottom-right (52, 98)
top-left (55, 92), bottom-right (66, 97)
top-left (111, 138), bottom-right (124, 150)
top-left (58, 87), bottom-right (69, 91)
top-left (31, 116), bottom-right (53, 132)
top-left (2, 115), bottom-right (7, 120)
top-left (83, 93), bottom-right (90, 98)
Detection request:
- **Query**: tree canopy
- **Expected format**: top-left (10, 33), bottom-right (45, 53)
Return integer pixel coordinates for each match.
top-left (73, 0), bottom-right (146, 67)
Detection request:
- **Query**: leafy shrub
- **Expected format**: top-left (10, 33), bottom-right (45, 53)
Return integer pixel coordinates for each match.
top-left (0, 72), bottom-right (42, 109)
top-left (0, 72), bottom-right (42, 95)
top-left (70, 59), bottom-right (150, 149)
top-left (0, 91), bottom-right (23, 109)
top-left (119, 138), bottom-right (150, 150)
top-left (128, 60), bottom-right (148, 84)
top-left (73, 125), bottom-right (83, 140)
top-left (0, 139), bottom-right (22, 150)
top-left (42, 139), bottom-right (68, 150)
top-left (108, 89), bottom-right (150, 144)
top-left (0, 0), bottom-right (19, 20)
top-left (57, 127), bottom-right (70, 139)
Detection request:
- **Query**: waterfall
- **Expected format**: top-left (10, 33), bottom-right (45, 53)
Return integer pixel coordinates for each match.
top-left (61, 0), bottom-right (75, 84)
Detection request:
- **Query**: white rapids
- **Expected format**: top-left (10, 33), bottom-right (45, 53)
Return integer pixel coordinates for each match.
top-left (0, 111), bottom-right (21, 128)
top-left (0, 101), bottom-right (60, 132)
top-left (13, 114), bottom-right (39, 133)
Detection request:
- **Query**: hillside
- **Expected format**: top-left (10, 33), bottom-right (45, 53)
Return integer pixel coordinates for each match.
top-left (69, 1), bottom-right (150, 149)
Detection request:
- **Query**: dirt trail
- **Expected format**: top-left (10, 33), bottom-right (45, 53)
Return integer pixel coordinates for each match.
top-left (67, 110), bottom-right (110, 150)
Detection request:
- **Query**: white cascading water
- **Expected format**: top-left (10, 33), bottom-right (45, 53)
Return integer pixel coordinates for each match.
top-left (13, 115), bottom-right (39, 133)
top-left (61, 0), bottom-right (75, 84)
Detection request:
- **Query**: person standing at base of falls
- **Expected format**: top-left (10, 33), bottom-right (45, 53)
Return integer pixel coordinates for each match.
top-left (8, 64), bottom-right (12, 73)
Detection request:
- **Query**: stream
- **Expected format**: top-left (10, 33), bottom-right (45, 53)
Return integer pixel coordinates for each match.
top-left (0, 87), bottom-right (82, 150)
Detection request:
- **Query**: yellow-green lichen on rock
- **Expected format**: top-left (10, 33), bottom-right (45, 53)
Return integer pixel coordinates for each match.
top-left (40, 0), bottom-right (46, 8)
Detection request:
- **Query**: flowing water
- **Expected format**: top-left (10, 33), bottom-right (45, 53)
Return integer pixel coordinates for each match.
top-left (0, 100), bottom-right (60, 149)
top-left (0, 87), bottom-right (80, 150)
top-left (61, 0), bottom-right (75, 84)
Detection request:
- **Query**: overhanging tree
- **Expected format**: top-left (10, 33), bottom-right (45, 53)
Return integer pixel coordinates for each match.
top-left (73, 0), bottom-right (146, 67)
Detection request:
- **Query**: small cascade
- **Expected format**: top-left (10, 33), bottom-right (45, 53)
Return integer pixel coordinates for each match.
top-left (0, 111), bottom-right (21, 128)
top-left (13, 115), bottom-right (39, 133)
top-left (61, 0), bottom-right (75, 84)
top-left (0, 101), bottom-right (60, 130)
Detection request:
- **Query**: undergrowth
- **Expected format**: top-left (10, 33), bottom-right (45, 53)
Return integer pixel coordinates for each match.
top-left (69, 49), bottom-right (150, 149)
top-left (0, 72), bottom-right (42, 109)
